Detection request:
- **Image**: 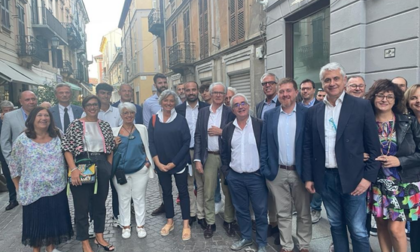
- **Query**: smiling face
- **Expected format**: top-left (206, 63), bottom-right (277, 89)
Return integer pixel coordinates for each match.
top-left (346, 77), bottom-right (366, 98)
top-left (374, 91), bottom-right (395, 114)
top-left (261, 75), bottom-right (277, 98)
top-left (185, 82), bottom-right (199, 103)
top-left (278, 83), bottom-right (298, 109)
top-left (20, 91), bottom-right (37, 113)
top-left (231, 95), bottom-right (249, 120)
top-left (408, 87), bottom-right (420, 115)
top-left (161, 94), bottom-right (176, 113)
top-left (155, 77), bottom-right (168, 95)
top-left (121, 108), bottom-right (135, 124)
top-left (83, 97), bottom-right (100, 118)
top-left (300, 82), bottom-right (315, 101)
top-left (119, 84), bottom-right (133, 102)
top-left (55, 86), bottom-right (72, 105)
top-left (97, 89), bottom-right (112, 107)
top-left (322, 69), bottom-right (347, 101)
top-left (211, 84), bottom-right (226, 106)
top-left (34, 109), bottom-right (50, 131)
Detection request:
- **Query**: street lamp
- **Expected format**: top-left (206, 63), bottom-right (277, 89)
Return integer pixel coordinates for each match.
top-left (51, 36), bottom-right (60, 49)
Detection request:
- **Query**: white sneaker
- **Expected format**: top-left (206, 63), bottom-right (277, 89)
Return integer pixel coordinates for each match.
top-left (215, 201), bottom-right (224, 214)
top-left (137, 226), bottom-right (147, 238)
top-left (370, 219), bottom-right (377, 236)
top-left (88, 221), bottom-right (95, 238)
top-left (311, 209), bottom-right (322, 224)
top-left (122, 228), bottom-right (131, 239)
top-left (45, 249), bottom-right (62, 252)
top-left (113, 216), bottom-right (122, 228)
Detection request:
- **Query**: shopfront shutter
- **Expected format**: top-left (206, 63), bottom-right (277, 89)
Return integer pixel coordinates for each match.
top-left (229, 72), bottom-right (252, 107)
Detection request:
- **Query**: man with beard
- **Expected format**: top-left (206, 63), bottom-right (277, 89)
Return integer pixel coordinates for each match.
top-left (260, 78), bottom-right (311, 252)
top-left (143, 73), bottom-right (169, 129)
top-left (346, 76), bottom-right (366, 98)
top-left (176, 81), bottom-right (210, 228)
top-left (176, 83), bottom-right (186, 103)
top-left (112, 84), bottom-right (143, 124)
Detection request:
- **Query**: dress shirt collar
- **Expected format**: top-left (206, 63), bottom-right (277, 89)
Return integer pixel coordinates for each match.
top-left (59, 103), bottom-right (71, 110)
top-left (209, 104), bottom-right (223, 113)
top-left (233, 116), bottom-right (251, 130)
top-left (264, 95), bottom-right (278, 105)
top-left (157, 108), bottom-right (177, 123)
top-left (187, 101), bottom-right (199, 109)
top-left (101, 105), bottom-right (114, 113)
top-left (323, 91), bottom-right (345, 107)
top-left (280, 103), bottom-right (297, 114)
top-left (302, 98), bottom-right (315, 107)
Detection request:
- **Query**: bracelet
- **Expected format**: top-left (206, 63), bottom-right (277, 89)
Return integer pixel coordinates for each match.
top-left (70, 168), bottom-right (77, 173)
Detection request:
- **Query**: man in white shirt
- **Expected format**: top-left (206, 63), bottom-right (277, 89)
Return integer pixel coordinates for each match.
top-left (221, 94), bottom-right (267, 252)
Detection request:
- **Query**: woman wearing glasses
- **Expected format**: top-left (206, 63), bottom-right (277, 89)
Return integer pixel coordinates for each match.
top-left (365, 79), bottom-right (420, 252)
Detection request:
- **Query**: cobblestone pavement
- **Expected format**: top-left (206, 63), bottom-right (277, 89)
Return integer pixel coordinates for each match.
top-left (0, 175), bottom-right (411, 252)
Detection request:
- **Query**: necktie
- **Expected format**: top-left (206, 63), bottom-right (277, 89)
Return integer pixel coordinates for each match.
top-left (64, 107), bottom-right (70, 132)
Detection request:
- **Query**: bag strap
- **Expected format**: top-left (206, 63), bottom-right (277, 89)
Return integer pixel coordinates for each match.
top-left (152, 114), bottom-right (156, 128)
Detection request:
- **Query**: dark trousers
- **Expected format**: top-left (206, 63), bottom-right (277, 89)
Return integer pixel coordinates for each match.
top-left (0, 155), bottom-right (16, 202)
top-left (321, 169), bottom-right (370, 252)
top-left (411, 220), bottom-right (420, 252)
top-left (158, 168), bottom-right (190, 220)
top-left (227, 170), bottom-right (268, 247)
top-left (70, 154), bottom-right (111, 241)
top-left (110, 179), bottom-right (119, 219)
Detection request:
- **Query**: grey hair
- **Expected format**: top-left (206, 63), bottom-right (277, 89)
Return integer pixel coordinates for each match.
top-left (209, 82), bottom-right (226, 95)
top-left (119, 83), bottom-right (133, 91)
top-left (54, 83), bottom-right (72, 92)
top-left (158, 89), bottom-right (180, 106)
top-left (118, 102), bottom-right (137, 115)
top-left (347, 75), bottom-right (365, 84)
top-left (230, 93), bottom-right (249, 105)
top-left (227, 87), bottom-right (237, 95)
top-left (260, 72), bottom-right (279, 83)
top-left (319, 62), bottom-right (346, 82)
top-left (0, 100), bottom-right (14, 110)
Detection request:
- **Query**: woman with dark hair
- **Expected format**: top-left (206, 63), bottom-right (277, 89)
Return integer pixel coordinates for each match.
top-left (365, 79), bottom-right (420, 252)
top-left (62, 95), bottom-right (115, 252)
top-left (9, 106), bottom-right (73, 252)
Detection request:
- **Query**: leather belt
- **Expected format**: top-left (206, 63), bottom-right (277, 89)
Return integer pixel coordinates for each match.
top-left (208, 151), bottom-right (220, 155)
top-left (87, 152), bottom-right (103, 156)
top-left (279, 165), bottom-right (295, 170)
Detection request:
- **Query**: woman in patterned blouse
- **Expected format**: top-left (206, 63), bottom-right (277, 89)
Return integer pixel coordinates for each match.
top-left (9, 106), bottom-right (73, 252)
top-left (62, 95), bottom-right (115, 252)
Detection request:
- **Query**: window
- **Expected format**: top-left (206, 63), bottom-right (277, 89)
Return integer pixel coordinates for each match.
top-left (229, 0), bottom-right (245, 46)
top-left (199, 0), bottom-right (208, 58)
top-left (183, 9), bottom-right (190, 42)
top-left (31, 0), bottom-right (38, 24)
top-left (170, 0), bottom-right (176, 14)
top-left (1, 0), bottom-right (10, 29)
top-left (171, 21), bottom-right (177, 45)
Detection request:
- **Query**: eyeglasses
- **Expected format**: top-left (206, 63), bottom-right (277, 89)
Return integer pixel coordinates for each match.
top-left (233, 101), bottom-right (248, 108)
top-left (85, 103), bottom-right (99, 108)
top-left (261, 81), bottom-right (277, 86)
top-left (301, 87), bottom-right (313, 91)
top-left (375, 94), bottom-right (395, 100)
top-left (349, 84), bottom-right (365, 89)
top-left (212, 92), bottom-right (226, 96)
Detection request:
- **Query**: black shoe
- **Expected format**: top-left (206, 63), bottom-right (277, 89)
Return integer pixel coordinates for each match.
top-left (223, 221), bottom-right (236, 237)
top-left (230, 239), bottom-right (253, 251)
top-left (151, 203), bottom-right (165, 216)
top-left (197, 218), bottom-right (207, 230)
top-left (189, 216), bottom-right (197, 226)
top-left (204, 224), bottom-right (216, 239)
top-left (5, 201), bottom-right (18, 211)
top-left (274, 234), bottom-right (280, 245)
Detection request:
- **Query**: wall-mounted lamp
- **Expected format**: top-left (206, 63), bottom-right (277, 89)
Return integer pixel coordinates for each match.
top-left (51, 36), bottom-right (60, 49)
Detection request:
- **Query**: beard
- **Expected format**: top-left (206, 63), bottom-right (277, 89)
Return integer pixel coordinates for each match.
top-left (157, 86), bottom-right (167, 93)
top-left (187, 94), bottom-right (198, 102)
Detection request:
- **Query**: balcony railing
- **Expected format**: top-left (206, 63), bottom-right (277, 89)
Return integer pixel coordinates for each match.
top-left (61, 60), bottom-right (73, 75)
top-left (16, 35), bottom-right (49, 62)
top-left (148, 9), bottom-right (163, 36)
top-left (63, 23), bottom-right (82, 49)
top-left (32, 6), bottom-right (68, 44)
top-left (168, 42), bottom-right (195, 70)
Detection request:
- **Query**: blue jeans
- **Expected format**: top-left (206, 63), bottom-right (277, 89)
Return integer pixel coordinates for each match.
top-left (310, 192), bottom-right (322, 212)
top-left (321, 169), bottom-right (370, 252)
top-left (227, 170), bottom-right (268, 247)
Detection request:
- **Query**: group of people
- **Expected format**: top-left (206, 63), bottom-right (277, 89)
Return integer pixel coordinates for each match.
top-left (1, 62), bottom-right (420, 252)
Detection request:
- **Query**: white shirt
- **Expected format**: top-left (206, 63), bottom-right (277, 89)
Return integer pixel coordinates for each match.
top-left (278, 104), bottom-right (296, 166)
top-left (185, 101), bottom-right (199, 148)
top-left (230, 117), bottom-right (259, 173)
top-left (323, 91), bottom-right (345, 168)
top-left (82, 105), bottom-right (123, 127)
top-left (84, 122), bottom-right (104, 152)
top-left (157, 108), bottom-right (177, 123)
top-left (207, 104), bottom-right (223, 152)
top-left (58, 104), bottom-right (75, 131)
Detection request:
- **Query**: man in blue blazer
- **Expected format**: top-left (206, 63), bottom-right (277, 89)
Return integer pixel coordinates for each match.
top-left (302, 62), bottom-right (380, 252)
top-left (112, 84), bottom-right (143, 124)
top-left (260, 78), bottom-right (311, 252)
top-left (49, 84), bottom-right (83, 133)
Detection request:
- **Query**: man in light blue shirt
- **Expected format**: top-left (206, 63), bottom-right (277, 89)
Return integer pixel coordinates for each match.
top-left (143, 73), bottom-right (168, 128)
top-left (256, 73), bottom-right (280, 120)
top-left (300, 79), bottom-right (319, 108)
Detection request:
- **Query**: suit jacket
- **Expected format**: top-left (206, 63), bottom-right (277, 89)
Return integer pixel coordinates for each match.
top-left (0, 109), bottom-right (27, 164)
top-left (220, 116), bottom-right (263, 177)
top-left (302, 93), bottom-right (381, 194)
top-left (194, 105), bottom-right (235, 166)
top-left (112, 100), bottom-right (143, 124)
top-left (49, 104), bottom-right (83, 132)
top-left (260, 103), bottom-right (308, 181)
top-left (175, 101), bottom-right (210, 117)
top-left (255, 98), bottom-right (281, 120)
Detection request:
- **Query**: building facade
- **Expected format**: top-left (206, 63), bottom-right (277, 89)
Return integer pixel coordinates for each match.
top-left (265, 0), bottom-right (420, 88)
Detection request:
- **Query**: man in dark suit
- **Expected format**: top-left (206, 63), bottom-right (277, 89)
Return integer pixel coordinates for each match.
top-left (300, 79), bottom-right (320, 108)
top-left (260, 78), bottom-right (311, 252)
top-left (176, 81), bottom-right (209, 228)
top-left (49, 83), bottom-right (83, 133)
top-left (255, 72), bottom-right (280, 120)
top-left (221, 94), bottom-right (267, 252)
top-left (303, 62), bottom-right (380, 252)
top-left (194, 82), bottom-right (235, 238)
top-left (112, 84), bottom-right (143, 124)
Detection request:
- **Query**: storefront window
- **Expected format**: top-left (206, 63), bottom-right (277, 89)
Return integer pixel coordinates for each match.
top-left (293, 7), bottom-right (330, 89)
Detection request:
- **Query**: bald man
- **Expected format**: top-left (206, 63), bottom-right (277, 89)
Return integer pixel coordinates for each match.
top-left (112, 83), bottom-right (143, 124)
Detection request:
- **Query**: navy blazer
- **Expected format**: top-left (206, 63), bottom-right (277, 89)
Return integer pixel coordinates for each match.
top-left (260, 102), bottom-right (308, 181)
top-left (255, 98), bottom-right (281, 120)
top-left (194, 105), bottom-right (235, 166)
top-left (302, 93), bottom-right (381, 194)
top-left (49, 104), bottom-right (83, 132)
top-left (175, 101), bottom-right (210, 117)
top-left (112, 100), bottom-right (143, 124)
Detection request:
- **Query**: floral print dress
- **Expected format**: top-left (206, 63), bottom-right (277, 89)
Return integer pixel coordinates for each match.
top-left (368, 120), bottom-right (420, 221)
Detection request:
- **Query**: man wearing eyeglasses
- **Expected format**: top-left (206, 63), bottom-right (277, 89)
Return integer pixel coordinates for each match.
top-left (256, 73), bottom-right (280, 119)
top-left (194, 82), bottom-right (236, 239)
top-left (346, 76), bottom-right (366, 98)
top-left (300, 79), bottom-right (320, 108)
top-left (220, 94), bottom-right (267, 252)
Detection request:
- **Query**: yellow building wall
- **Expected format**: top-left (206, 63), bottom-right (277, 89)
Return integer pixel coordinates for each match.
top-left (135, 0), bottom-right (152, 9)
top-left (141, 17), bottom-right (155, 72)
top-left (132, 76), bottom-right (153, 105)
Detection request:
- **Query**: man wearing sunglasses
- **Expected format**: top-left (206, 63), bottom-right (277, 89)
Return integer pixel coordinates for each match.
top-left (256, 73), bottom-right (281, 120)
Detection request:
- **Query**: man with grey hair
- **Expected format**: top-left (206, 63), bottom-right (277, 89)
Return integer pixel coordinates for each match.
top-left (346, 75), bottom-right (366, 98)
top-left (112, 83), bottom-right (143, 124)
top-left (303, 62), bottom-right (380, 252)
top-left (224, 87), bottom-right (237, 107)
top-left (0, 101), bottom-right (14, 121)
top-left (194, 82), bottom-right (236, 239)
top-left (50, 83), bottom-right (83, 133)
top-left (256, 72), bottom-right (280, 119)
top-left (176, 83), bottom-right (186, 103)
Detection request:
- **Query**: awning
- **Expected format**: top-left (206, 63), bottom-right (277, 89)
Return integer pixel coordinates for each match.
top-left (64, 82), bottom-right (82, 91)
top-left (0, 60), bottom-right (45, 85)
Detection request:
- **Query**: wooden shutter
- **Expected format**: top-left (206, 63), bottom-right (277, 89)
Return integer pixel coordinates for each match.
top-left (199, 0), bottom-right (208, 59)
top-left (230, 0), bottom-right (245, 45)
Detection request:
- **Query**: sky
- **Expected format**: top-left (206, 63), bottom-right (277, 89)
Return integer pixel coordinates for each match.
top-left (84, 0), bottom-right (125, 79)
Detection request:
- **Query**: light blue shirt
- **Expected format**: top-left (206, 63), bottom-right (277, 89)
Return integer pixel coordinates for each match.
top-left (21, 108), bottom-right (28, 121)
top-left (261, 95), bottom-right (278, 119)
top-left (143, 94), bottom-right (161, 128)
top-left (302, 97), bottom-right (316, 108)
top-left (277, 104), bottom-right (296, 166)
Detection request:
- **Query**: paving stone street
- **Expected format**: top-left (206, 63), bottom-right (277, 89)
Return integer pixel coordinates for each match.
top-left (0, 175), bottom-right (411, 252)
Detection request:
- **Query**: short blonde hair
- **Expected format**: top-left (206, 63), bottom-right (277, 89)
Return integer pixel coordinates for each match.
top-left (404, 84), bottom-right (420, 115)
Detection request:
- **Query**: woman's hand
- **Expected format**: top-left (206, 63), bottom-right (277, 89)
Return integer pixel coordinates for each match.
top-left (71, 168), bottom-right (85, 186)
top-left (145, 160), bottom-right (151, 168)
top-left (114, 136), bottom-right (121, 146)
top-left (375, 155), bottom-right (400, 168)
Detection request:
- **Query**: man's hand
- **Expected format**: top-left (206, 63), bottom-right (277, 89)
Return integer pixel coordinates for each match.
top-left (305, 181), bottom-right (316, 194)
top-left (351, 178), bottom-right (371, 196)
top-left (363, 153), bottom-right (370, 162)
top-left (195, 161), bottom-right (204, 174)
top-left (208, 126), bottom-right (222, 136)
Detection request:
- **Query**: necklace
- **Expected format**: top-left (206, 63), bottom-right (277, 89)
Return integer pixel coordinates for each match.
top-left (378, 115), bottom-right (395, 156)
top-left (122, 124), bottom-right (135, 140)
